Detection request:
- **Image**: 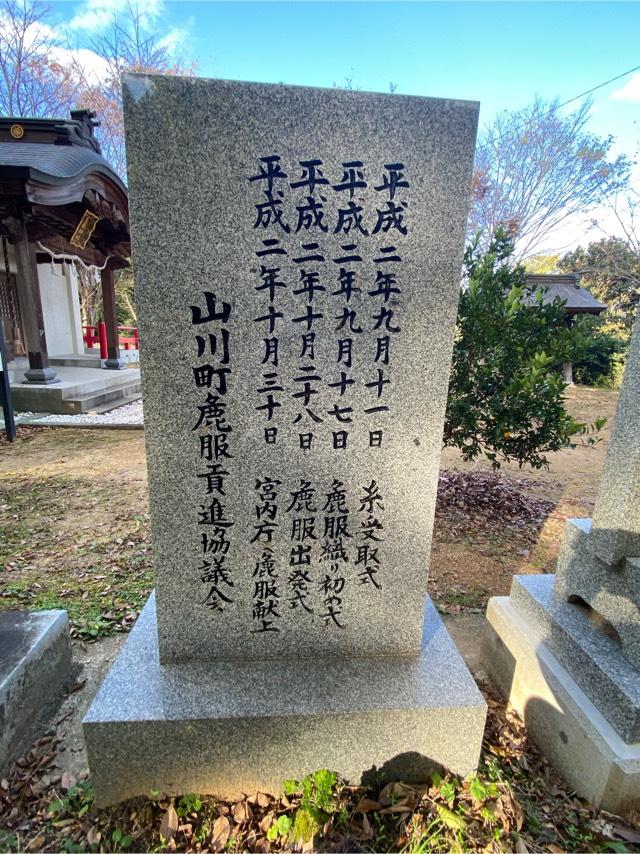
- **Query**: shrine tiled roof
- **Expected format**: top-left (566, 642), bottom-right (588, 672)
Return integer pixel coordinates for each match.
top-left (525, 273), bottom-right (607, 315)
top-left (0, 111), bottom-right (125, 192)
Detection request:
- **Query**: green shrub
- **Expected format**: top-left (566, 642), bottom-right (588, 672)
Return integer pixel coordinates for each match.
top-left (444, 229), bottom-right (590, 469)
top-left (571, 316), bottom-right (627, 388)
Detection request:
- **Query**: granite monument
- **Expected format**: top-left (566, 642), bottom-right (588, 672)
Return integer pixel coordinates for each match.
top-left (84, 74), bottom-right (485, 805)
top-left (485, 312), bottom-right (640, 811)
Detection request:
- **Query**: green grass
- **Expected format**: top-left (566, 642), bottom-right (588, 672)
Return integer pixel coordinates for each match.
top-left (441, 590), bottom-right (485, 609)
top-left (0, 472), bottom-right (152, 639)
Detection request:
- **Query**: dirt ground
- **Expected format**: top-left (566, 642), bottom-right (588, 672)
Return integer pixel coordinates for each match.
top-left (0, 428), bottom-right (152, 638)
top-left (431, 384), bottom-right (619, 611)
top-left (2, 385), bottom-right (638, 853)
top-left (0, 384), bottom-right (619, 627)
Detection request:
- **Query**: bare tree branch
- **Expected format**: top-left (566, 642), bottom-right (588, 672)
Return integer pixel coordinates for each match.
top-left (470, 97), bottom-right (631, 259)
top-left (68, 1), bottom-right (194, 177)
top-left (0, 0), bottom-right (78, 117)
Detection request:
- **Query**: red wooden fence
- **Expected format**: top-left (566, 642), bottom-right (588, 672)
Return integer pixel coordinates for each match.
top-left (83, 324), bottom-right (140, 358)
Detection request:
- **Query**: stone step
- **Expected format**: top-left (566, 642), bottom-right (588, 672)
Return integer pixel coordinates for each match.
top-left (61, 381), bottom-right (142, 414)
top-left (81, 394), bottom-right (142, 415)
top-left (49, 354), bottom-right (103, 369)
top-left (507, 574), bottom-right (640, 744)
top-left (11, 372), bottom-right (142, 415)
top-left (60, 373), bottom-right (139, 400)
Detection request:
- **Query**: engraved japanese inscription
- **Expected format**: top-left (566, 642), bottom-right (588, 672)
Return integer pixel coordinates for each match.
top-left (123, 76), bottom-right (478, 662)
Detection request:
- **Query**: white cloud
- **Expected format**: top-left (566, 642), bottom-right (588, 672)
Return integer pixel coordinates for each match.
top-left (610, 73), bottom-right (640, 103)
top-left (51, 45), bottom-right (111, 84)
top-left (0, 12), bottom-right (56, 49)
top-left (67, 0), bottom-right (127, 32)
top-left (0, 11), bottom-right (109, 82)
top-left (68, 0), bottom-right (164, 33)
top-left (158, 25), bottom-right (187, 55)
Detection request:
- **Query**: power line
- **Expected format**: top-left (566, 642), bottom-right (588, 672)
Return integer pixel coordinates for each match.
top-left (537, 61), bottom-right (640, 120)
top-left (489, 61), bottom-right (640, 143)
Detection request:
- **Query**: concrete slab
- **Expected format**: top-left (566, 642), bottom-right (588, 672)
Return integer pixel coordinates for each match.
top-left (0, 610), bottom-right (72, 775)
top-left (84, 593), bottom-right (487, 806)
top-left (484, 595), bottom-right (640, 812)
top-left (49, 354), bottom-right (104, 369)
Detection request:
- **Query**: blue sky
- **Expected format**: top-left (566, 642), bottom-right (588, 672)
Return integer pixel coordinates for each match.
top-left (184, 1), bottom-right (639, 143)
top-left (49, 0), bottom-right (640, 251)
top-left (52, 1), bottom-right (640, 136)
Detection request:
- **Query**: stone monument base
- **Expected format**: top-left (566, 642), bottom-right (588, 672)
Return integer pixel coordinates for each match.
top-left (84, 593), bottom-right (486, 806)
top-left (484, 575), bottom-right (640, 812)
top-left (1, 609), bottom-right (72, 775)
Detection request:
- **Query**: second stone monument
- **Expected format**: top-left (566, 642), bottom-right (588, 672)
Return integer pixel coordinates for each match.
top-left (84, 74), bottom-right (485, 805)
top-left (485, 313), bottom-right (640, 811)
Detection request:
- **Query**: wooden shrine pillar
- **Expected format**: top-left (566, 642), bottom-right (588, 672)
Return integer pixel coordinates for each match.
top-left (100, 263), bottom-right (123, 369)
top-left (12, 218), bottom-right (57, 384)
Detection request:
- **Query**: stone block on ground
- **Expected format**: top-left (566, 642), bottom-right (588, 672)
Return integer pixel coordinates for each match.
top-left (556, 518), bottom-right (640, 670)
top-left (84, 593), bottom-right (486, 807)
top-left (0, 609), bottom-right (72, 775)
top-left (509, 574), bottom-right (640, 743)
top-left (589, 312), bottom-right (640, 566)
top-left (485, 315), bottom-right (640, 811)
top-left (484, 588), bottom-right (640, 813)
top-left (84, 75), bottom-right (485, 804)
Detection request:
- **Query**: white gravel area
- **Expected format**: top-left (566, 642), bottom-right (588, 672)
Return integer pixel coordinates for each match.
top-left (14, 399), bottom-right (144, 428)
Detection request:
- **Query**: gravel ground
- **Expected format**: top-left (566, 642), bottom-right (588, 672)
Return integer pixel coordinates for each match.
top-left (8, 399), bottom-right (144, 428)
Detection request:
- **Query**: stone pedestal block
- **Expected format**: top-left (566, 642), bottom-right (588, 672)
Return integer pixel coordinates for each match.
top-left (84, 593), bottom-right (486, 807)
top-left (556, 518), bottom-right (640, 669)
top-left (484, 576), bottom-right (640, 812)
top-left (0, 609), bottom-right (72, 774)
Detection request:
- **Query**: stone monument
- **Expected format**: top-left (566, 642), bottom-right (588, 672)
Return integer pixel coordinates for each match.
top-left (83, 74), bottom-right (486, 805)
top-left (485, 313), bottom-right (640, 811)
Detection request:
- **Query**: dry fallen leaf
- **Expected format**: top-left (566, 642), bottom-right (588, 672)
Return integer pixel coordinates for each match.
top-left (361, 813), bottom-right (374, 839)
top-left (513, 798), bottom-right (525, 832)
top-left (86, 827), bottom-right (101, 846)
top-left (378, 781), bottom-right (417, 807)
top-left (210, 814), bottom-right (231, 852)
top-left (354, 797), bottom-right (381, 813)
top-left (380, 803), bottom-right (413, 815)
top-left (232, 800), bottom-right (252, 823)
top-left (259, 813), bottom-right (273, 834)
top-left (160, 801), bottom-right (179, 841)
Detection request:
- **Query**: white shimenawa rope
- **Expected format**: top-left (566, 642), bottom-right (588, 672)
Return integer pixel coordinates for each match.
top-left (36, 241), bottom-right (114, 273)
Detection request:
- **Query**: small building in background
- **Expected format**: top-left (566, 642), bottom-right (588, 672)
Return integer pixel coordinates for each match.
top-left (0, 110), bottom-right (140, 414)
top-left (525, 272), bottom-right (608, 385)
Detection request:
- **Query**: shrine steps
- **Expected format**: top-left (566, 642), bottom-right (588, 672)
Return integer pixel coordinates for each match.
top-left (9, 366), bottom-right (142, 414)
